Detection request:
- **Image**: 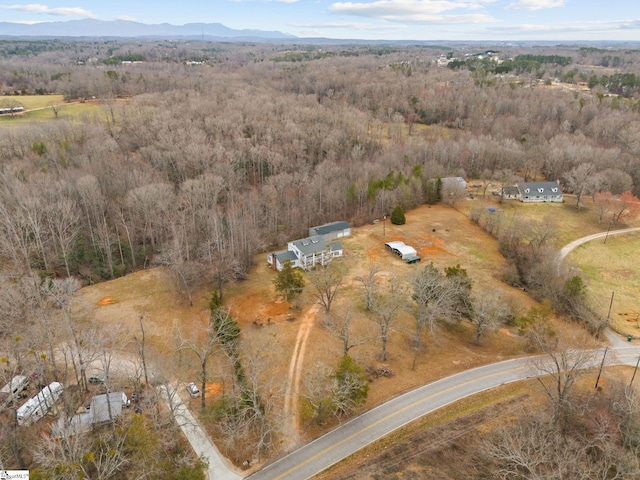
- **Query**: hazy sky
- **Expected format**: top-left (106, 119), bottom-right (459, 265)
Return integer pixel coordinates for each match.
top-left (1, 1), bottom-right (639, 41)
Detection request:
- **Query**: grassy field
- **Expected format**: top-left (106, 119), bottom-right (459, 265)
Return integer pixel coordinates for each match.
top-left (0, 94), bottom-right (66, 109)
top-left (0, 94), bottom-right (104, 126)
top-left (459, 193), bottom-right (621, 246)
top-left (568, 234), bottom-right (640, 337)
top-left (458, 192), bottom-right (640, 339)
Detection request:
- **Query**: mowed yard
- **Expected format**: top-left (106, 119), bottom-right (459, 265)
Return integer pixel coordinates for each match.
top-left (0, 94), bottom-right (110, 126)
top-left (567, 235), bottom-right (640, 338)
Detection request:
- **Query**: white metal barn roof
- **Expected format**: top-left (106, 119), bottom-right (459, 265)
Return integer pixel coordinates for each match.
top-left (385, 241), bottom-right (417, 259)
top-left (395, 244), bottom-right (417, 258)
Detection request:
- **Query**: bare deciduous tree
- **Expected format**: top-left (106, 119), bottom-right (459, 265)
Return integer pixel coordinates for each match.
top-left (563, 162), bottom-right (596, 209)
top-left (176, 319), bottom-right (220, 410)
top-left (323, 307), bottom-right (371, 355)
top-left (471, 292), bottom-right (511, 345)
top-left (370, 282), bottom-right (403, 362)
top-left (355, 263), bottom-right (381, 311)
top-left (530, 332), bottom-right (599, 427)
top-left (306, 261), bottom-right (345, 317)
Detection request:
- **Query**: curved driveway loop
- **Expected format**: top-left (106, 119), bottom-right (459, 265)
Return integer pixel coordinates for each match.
top-left (557, 226), bottom-right (640, 272)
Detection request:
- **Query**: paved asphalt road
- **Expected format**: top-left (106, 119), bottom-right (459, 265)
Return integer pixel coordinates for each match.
top-left (249, 346), bottom-right (640, 480)
top-left (557, 226), bottom-right (640, 271)
top-left (243, 227), bottom-right (640, 479)
top-left (160, 385), bottom-right (243, 480)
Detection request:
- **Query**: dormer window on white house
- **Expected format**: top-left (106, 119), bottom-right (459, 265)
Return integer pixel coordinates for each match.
top-left (552, 188), bottom-right (558, 192)
top-left (538, 188), bottom-right (544, 193)
top-left (525, 188), bottom-right (530, 193)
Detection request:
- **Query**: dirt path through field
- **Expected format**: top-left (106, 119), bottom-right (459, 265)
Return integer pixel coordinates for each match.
top-left (282, 304), bottom-right (319, 448)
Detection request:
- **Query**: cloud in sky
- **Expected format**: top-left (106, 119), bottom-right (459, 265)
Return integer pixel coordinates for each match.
top-left (490, 18), bottom-right (640, 35)
top-left (505, 0), bottom-right (565, 11)
top-left (0, 3), bottom-right (98, 18)
top-left (329, 0), bottom-right (496, 23)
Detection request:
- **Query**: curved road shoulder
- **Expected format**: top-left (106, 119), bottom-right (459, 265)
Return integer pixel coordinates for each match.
top-left (249, 346), bottom-right (640, 480)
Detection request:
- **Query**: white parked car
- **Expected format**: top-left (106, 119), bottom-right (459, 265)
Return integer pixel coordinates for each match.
top-left (186, 382), bottom-right (200, 398)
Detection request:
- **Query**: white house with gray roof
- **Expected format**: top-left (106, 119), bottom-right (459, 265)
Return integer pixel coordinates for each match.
top-left (516, 181), bottom-right (563, 203)
top-left (268, 235), bottom-right (343, 271)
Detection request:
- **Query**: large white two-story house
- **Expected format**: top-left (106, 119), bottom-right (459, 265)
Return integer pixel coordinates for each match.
top-left (268, 221), bottom-right (350, 271)
top-left (268, 235), bottom-right (343, 271)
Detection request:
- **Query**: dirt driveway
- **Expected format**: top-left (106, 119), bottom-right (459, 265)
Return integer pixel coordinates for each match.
top-left (79, 202), bottom-right (540, 456)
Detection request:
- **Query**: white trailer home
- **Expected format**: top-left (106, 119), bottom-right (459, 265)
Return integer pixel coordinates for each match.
top-left (17, 381), bottom-right (63, 426)
top-left (0, 375), bottom-right (29, 406)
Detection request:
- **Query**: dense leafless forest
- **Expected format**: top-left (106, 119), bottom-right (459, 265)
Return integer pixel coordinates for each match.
top-left (2, 41), bottom-right (640, 287)
top-left (2, 39), bottom-right (640, 476)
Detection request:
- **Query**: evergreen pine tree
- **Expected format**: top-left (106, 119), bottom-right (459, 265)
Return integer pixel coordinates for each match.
top-left (390, 205), bottom-right (406, 225)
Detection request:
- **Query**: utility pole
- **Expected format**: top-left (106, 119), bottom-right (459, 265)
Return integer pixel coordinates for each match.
top-left (630, 355), bottom-right (640, 387)
top-left (606, 291), bottom-right (615, 325)
top-left (604, 223), bottom-right (613, 244)
top-left (383, 215), bottom-right (386, 238)
top-left (595, 346), bottom-right (608, 389)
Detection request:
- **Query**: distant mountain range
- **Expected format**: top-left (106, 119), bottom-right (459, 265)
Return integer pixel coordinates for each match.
top-left (0, 19), bottom-right (296, 40)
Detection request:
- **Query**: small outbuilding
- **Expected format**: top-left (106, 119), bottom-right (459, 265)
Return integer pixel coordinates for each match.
top-left (385, 241), bottom-right (418, 260)
top-left (441, 177), bottom-right (467, 189)
top-left (53, 392), bottom-right (129, 437)
top-left (309, 221), bottom-right (351, 242)
top-left (501, 186), bottom-right (520, 200)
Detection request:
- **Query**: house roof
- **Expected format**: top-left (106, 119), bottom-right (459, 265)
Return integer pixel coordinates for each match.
top-left (54, 392), bottom-right (128, 437)
top-left (441, 177), bottom-right (467, 188)
top-left (385, 241), bottom-right (417, 256)
top-left (502, 186), bottom-right (520, 196)
top-left (311, 221), bottom-right (350, 235)
top-left (90, 392), bottom-right (127, 423)
top-left (291, 236), bottom-right (327, 255)
top-left (518, 181), bottom-right (562, 196)
top-left (395, 244), bottom-right (417, 256)
top-left (329, 241), bottom-right (343, 251)
top-left (275, 250), bottom-right (298, 264)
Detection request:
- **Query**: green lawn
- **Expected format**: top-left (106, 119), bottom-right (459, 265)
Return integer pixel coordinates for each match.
top-left (0, 94), bottom-right (65, 109)
top-left (568, 235), bottom-right (640, 336)
top-left (0, 95), bottom-right (104, 126)
top-left (464, 194), bottom-right (640, 247)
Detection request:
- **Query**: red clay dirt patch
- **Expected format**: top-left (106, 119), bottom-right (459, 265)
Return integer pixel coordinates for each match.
top-left (416, 235), bottom-right (454, 258)
top-left (97, 296), bottom-right (115, 305)
top-left (229, 292), bottom-right (292, 325)
top-left (205, 382), bottom-right (223, 397)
